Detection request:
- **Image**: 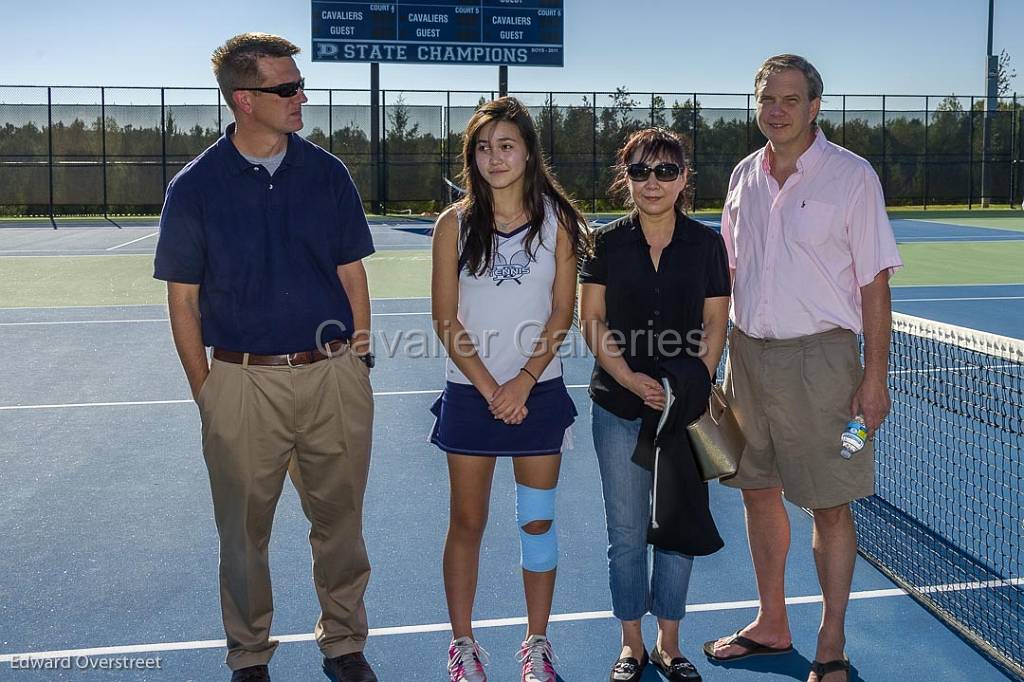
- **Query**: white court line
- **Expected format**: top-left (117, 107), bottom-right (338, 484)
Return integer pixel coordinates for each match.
top-left (0, 319), bottom-right (168, 327)
top-left (0, 387), bottom-right (590, 412)
top-left (0, 297), bottom-right (431, 312)
top-left (892, 282), bottom-right (1024, 288)
top-left (0, 312), bottom-right (432, 327)
top-left (891, 364), bottom-right (1019, 376)
top-left (0, 253), bottom-right (149, 258)
top-left (3, 578), bottom-right (1020, 663)
top-left (898, 236), bottom-right (1022, 242)
top-left (106, 231), bottom-right (158, 251)
top-left (893, 295), bottom-right (1024, 302)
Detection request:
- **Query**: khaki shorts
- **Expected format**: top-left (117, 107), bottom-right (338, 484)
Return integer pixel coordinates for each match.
top-left (722, 327), bottom-right (874, 509)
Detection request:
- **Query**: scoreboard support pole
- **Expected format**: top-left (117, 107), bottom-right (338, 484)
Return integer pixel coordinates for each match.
top-left (370, 62), bottom-right (384, 215)
top-left (498, 65), bottom-right (508, 98)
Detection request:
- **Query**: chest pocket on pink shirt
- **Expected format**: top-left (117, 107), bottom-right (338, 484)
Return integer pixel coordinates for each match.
top-left (788, 199), bottom-right (838, 245)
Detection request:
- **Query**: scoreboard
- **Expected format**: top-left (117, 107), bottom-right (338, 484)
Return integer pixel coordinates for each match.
top-left (311, 1), bottom-right (564, 66)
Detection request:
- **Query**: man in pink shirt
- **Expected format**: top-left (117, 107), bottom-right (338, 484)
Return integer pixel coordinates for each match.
top-left (703, 55), bottom-right (902, 682)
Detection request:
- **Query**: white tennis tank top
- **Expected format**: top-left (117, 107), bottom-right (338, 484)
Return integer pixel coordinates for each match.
top-left (447, 200), bottom-right (562, 385)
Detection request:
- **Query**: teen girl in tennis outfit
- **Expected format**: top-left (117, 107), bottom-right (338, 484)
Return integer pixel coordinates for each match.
top-left (430, 97), bottom-right (590, 682)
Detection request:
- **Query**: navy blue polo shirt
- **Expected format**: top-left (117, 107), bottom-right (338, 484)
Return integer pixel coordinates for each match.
top-left (154, 124), bottom-right (374, 354)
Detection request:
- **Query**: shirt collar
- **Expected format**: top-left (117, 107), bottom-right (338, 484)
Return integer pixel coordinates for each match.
top-left (626, 210), bottom-right (699, 244)
top-left (216, 122), bottom-right (305, 176)
top-left (760, 126), bottom-right (828, 175)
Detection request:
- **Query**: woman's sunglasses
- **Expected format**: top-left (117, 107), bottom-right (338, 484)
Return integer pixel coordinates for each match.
top-left (626, 162), bottom-right (683, 182)
top-left (235, 78), bottom-right (305, 98)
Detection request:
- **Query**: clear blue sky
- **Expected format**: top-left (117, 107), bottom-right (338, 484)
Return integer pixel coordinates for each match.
top-left (5, 0), bottom-right (1022, 98)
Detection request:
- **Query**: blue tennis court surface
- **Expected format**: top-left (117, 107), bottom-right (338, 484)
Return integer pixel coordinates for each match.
top-left (0, 217), bottom-right (1022, 681)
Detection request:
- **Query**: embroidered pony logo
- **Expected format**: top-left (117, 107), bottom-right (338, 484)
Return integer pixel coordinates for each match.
top-left (490, 250), bottom-right (532, 285)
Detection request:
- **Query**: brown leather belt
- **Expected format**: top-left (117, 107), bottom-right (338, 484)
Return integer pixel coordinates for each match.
top-left (212, 339), bottom-right (348, 367)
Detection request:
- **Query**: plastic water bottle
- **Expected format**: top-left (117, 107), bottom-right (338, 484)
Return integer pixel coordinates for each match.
top-left (840, 415), bottom-right (867, 459)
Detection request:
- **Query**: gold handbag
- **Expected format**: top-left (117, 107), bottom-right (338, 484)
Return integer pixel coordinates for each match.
top-left (686, 384), bottom-right (744, 481)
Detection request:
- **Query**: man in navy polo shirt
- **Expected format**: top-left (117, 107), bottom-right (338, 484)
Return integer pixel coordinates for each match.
top-left (154, 33), bottom-right (377, 682)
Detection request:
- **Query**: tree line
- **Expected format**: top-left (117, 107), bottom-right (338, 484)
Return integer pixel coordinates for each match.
top-left (0, 91), bottom-right (1021, 216)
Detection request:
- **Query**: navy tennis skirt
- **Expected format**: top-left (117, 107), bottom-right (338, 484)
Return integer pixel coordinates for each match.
top-left (429, 377), bottom-right (577, 456)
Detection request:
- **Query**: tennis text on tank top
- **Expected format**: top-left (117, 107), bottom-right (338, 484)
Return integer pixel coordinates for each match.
top-left (447, 199), bottom-right (562, 386)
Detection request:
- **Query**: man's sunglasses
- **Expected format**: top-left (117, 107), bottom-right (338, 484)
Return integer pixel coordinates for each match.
top-left (626, 162), bottom-right (683, 182)
top-left (235, 78), bottom-right (305, 98)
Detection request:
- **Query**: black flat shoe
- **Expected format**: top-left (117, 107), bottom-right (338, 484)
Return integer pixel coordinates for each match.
top-left (322, 652), bottom-right (377, 682)
top-left (610, 649), bottom-right (648, 682)
top-left (230, 665), bottom-right (269, 682)
top-left (651, 648), bottom-right (702, 681)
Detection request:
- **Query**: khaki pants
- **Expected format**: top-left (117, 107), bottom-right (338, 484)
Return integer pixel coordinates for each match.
top-left (197, 348), bottom-right (374, 670)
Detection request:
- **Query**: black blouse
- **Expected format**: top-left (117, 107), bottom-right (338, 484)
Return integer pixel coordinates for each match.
top-left (579, 212), bottom-right (731, 420)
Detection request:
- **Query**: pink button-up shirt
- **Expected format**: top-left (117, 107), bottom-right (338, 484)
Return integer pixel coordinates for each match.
top-left (721, 128), bottom-right (902, 339)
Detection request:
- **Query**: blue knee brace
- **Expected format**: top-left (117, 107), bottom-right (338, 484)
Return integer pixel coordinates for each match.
top-left (516, 483), bottom-right (558, 572)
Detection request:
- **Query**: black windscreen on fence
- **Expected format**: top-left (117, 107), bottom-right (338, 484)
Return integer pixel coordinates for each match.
top-left (0, 86), bottom-right (1021, 215)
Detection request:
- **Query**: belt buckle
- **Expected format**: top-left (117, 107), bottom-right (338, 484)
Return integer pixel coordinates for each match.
top-left (286, 352), bottom-right (307, 368)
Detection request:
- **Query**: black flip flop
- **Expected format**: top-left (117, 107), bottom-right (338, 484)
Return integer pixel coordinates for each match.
top-left (702, 631), bottom-right (794, 662)
top-left (810, 657), bottom-right (851, 681)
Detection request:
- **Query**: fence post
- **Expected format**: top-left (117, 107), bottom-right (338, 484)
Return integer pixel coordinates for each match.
top-left (592, 91), bottom-right (597, 213)
top-left (160, 88), bottom-right (168, 195)
top-left (381, 88), bottom-right (388, 214)
top-left (881, 95), bottom-right (888, 201)
top-left (1014, 94), bottom-right (1020, 208)
top-left (1007, 93), bottom-right (1016, 207)
top-left (47, 86), bottom-right (55, 228)
top-left (217, 88), bottom-right (222, 133)
top-left (101, 87), bottom-right (109, 219)
top-left (328, 89), bottom-right (334, 155)
top-left (445, 90), bottom-right (451, 203)
top-left (842, 95), bottom-right (846, 147)
top-left (969, 96), bottom-right (974, 209)
top-left (745, 93), bottom-right (750, 153)
top-left (923, 96), bottom-right (929, 209)
top-left (691, 93), bottom-right (698, 209)
top-left (547, 92), bottom-right (554, 168)
top-left (650, 92), bottom-right (655, 127)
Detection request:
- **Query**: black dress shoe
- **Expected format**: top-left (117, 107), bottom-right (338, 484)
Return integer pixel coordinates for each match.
top-left (651, 648), bottom-right (702, 681)
top-left (230, 664), bottom-right (270, 682)
top-left (322, 652), bottom-right (378, 682)
top-left (610, 649), bottom-right (648, 682)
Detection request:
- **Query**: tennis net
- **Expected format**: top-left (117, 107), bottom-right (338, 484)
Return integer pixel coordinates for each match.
top-left (854, 312), bottom-right (1023, 678)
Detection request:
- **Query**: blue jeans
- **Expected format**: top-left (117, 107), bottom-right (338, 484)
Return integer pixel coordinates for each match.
top-left (591, 401), bottom-right (694, 621)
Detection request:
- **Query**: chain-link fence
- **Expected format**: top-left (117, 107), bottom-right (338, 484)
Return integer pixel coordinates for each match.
top-left (1, 85), bottom-right (1021, 216)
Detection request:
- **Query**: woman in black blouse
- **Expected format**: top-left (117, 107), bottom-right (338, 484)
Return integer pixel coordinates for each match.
top-left (579, 128), bottom-right (730, 682)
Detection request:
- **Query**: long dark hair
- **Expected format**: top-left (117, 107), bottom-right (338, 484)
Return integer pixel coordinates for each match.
top-left (609, 127), bottom-right (695, 214)
top-left (457, 96), bottom-right (591, 276)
